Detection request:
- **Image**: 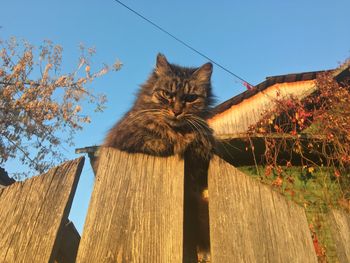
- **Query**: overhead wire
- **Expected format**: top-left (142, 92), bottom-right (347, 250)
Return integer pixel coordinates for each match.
top-left (112, 0), bottom-right (254, 88)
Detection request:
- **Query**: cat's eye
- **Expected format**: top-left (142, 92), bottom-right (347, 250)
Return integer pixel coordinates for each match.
top-left (161, 90), bottom-right (173, 99)
top-left (184, 94), bottom-right (199, 102)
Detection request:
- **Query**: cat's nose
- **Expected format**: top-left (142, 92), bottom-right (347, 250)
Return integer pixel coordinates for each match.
top-left (173, 109), bottom-right (182, 117)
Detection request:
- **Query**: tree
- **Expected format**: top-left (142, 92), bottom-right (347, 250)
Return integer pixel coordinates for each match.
top-left (0, 37), bottom-right (122, 178)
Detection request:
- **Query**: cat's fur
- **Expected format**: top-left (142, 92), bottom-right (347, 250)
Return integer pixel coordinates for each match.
top-left (104, 54), bottom-right (214, 260)
top-left (104, 54), bottom-right (215, 160)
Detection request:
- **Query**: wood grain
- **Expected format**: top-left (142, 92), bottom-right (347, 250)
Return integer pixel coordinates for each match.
top-left (0, 157), bottom-right (84, 263)
top-left (208, 156), bottom-right (317, 263)
top-left (76, 148), bottom-right (184, 263)
top-left (328, 209), bottom-right (350, 263)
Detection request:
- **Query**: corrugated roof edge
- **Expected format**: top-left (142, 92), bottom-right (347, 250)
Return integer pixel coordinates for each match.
top-left (210, 63), bottom-right (350, 117)
top-left (210, 69), bottom-right (327, 117)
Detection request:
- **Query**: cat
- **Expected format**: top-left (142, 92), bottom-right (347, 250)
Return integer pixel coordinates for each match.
top-left (104, 53), bottom-right (214, 261)
top-left (104, 53), bottom-right (215, 160)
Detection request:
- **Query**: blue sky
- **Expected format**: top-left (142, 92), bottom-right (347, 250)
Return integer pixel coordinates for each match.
top-left (1, 0), bottom-right (349, 233)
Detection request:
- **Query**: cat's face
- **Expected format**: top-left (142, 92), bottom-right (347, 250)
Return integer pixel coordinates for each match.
top-left (139, 54), bottom-right (213, 127)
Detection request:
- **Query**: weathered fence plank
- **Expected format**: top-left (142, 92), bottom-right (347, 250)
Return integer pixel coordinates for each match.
top-left (208, 156), bottom-right (317, 263)
top-left (328, 209), bottom-right (350, 263)
top-left (76, 147), bottom-right (184, 263)
top-left (0, 157), bottom-right (84, 263)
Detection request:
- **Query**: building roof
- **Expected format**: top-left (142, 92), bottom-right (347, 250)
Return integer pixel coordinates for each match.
top-left (211, 62), bottom-right (350, 117)
top-left (211, 70), bottom-right (325, 117)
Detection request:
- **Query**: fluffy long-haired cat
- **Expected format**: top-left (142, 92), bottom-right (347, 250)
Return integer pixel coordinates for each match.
top-left (104, 53), bottom-right (215, 159)
top-left (104, 53), bottom-right (214, 261)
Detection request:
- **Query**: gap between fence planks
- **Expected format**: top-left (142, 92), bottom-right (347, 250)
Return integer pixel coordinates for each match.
top-left (55, 219), bottom-right (81, 263)
top-left (76, 147), bottom-right (184, 263)
top-left (208, 155), bottom-right (318, 263)
top-left (0, 157), bottom-right (84, 263)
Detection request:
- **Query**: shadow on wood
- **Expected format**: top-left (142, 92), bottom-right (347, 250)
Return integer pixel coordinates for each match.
top-left (55, 219), bottom-right (81, 263)
top-left (0, 157), bottom-right (84, 263)
top-left (76, 147), bottom-right (184, 263)
top-left (208, 155), bottom-right (318, 263)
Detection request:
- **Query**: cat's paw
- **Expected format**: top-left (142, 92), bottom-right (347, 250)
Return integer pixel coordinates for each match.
top-left (197, 250), bottom-right (211, 263)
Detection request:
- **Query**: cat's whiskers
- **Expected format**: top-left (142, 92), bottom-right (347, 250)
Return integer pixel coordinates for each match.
top-left (185, 118), bottom-right (210, 143)
top-left (130, 108), bottom-right (167, 117)
top-left (184, 119), bottom-right (199, 135)
top-left (186, 120), bottom-right (206, 140)
top-left (186, 115), bottom-right (211, 132)
top-left (186, 115), bottom-right (214, 144)
top-left (188, 115), bottom-right (210, 126)
top-left (126, 114), bottom-right (164, 127)
top-left (125, 109), bottom-right (171, 127)
top-left (123, 112), bottom-right (161, 126)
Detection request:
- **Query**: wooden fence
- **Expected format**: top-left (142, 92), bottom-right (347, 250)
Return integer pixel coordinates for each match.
top-left (76, 148), bottom-right (184, 263)
top-left (208, 156), bottom-right (317, 262)
top-left (1, 149), bottom-right (349, 262)
top-left (328, 209), bottom-right (350, 263)
top-left (0, 157), bottom-right (83, 263)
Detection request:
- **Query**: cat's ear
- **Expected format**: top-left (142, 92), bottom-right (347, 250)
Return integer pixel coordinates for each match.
top-left (155, 53), bottom-right (171, 76)
top-left (192, 62), bottom-right (213, 83)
